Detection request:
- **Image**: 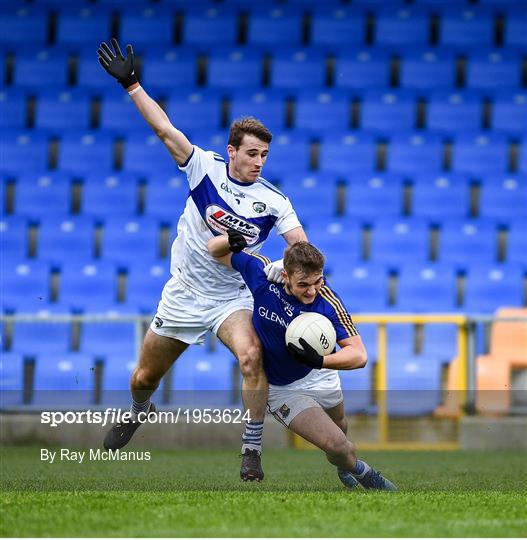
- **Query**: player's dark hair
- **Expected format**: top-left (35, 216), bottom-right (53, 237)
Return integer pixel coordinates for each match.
top-left (228, 117), bottom-right (273, 148)
top-left (284, 242), bottom-right (325, 276)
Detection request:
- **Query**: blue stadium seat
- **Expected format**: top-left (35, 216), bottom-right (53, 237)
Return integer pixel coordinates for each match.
top-left (327, 264), bottom-right (389, 312)
top-left (124, 260), bottom-right (169, 314)
top-left (14, 172), bottom-right (71, 219)
top-left (120, 7), bottom-right (174, 48)
top-left (318, 132), bottom-right (377, 174)
top-left (306, 218), bottom-right (362, 268)
top-left (82, 172), bottom-right (140, 218)
top-left (452, 133), bottom-right (509, 175)
top-left (257, 229), bottom-right (286, 261)
top-left (479, 175), bottom-right (527, 220)
top-left (439, 219), bottom-right (498, 267)
top-left (295, 90), bottom-right (350, 132)
top-left (1, 131), bottom-right (49, 173)
top-left (38, 216), bottom-right (95, 265)
top-left (387, 133), bottom-right (444, 174)
top-left (375, 7), bottom-right (430, 46)
top-left (411, 174), bottom-right (470, 219)
top-left (0, 216), bottom-right (28, 261)
top-left (33, 352), bottom-right (95, 406)
top-left (278, 172), bottom-right (338, 219)
top-left (99, 91), bottom-right (152, 133)
top-left (229, 89), bottom-right (287, 132)
top-left (311, 7), bottom-right (365, 47)
top-left (334, 48), bottom-right (390, 89)
top-left (14, 48), bottom-right (69, 88)
top-left (0, 89), bottom-right (28, 129)
top-left (492, 91), bottom-right (527, 135)
top-left (422, 323), bottom-right (458, 360)
top-left (400, 49), bottom-right (456, 90)
top-left (101, 352), bottom-right (137, 396)
top-left (346, 174), bottom-right (405, 218)
top-left (208, 48), bottom-right (263, 89)
top-left (12, 320), bottom-right (71, 355)
top-left (166, 88), bottom-right (223, 132)
top-left (387, 324), bottom-right (415, 356)
top-left (144, 172), bottom-right (189, 220)
top-left (270, 48), bottom-right (327, 89)
top-left (101, 217), bottom-right (161, 266)
top-left (387, 353), bottom-right (442, 416)
top-left (0, 352), bottom-right (24, 409)
top-left (340, 360), bottom-right (373, 414)
top-left (183, 7), bottom-right (238, 46)
top-left (58, 261), bottom-right (118, 313)
top-left (58, 131), bottom-right (115, 174)
top-left (466, 50), bottom-right (522, 90)
top-left (77, 49), bottom-right (114, 89)
top-left (369, 218), bottom-right (430, 266)
top-left (520, 138), bottom-right (527, 173)
top-left (439, 7), bottom-right (494, 47)
top-left (263, 131), bottom-right (312, 177)
top-left (427, 91), bottom-right (483, 134)
top-left (0, 6), bottom-right (47, 46)
top-left (1, 261), bottom-right (50, 313)
top-left (80, 321), bottom-right (136, 357)
top-left (56, 6), bottom-right (111, 46)
top-left (141, 47), bottom-right (197, 90)
top-left (463, 263), bottom-right (525, 312)
top-left (35, 89), bottom-right (92, 131)
top-left (122, 132), bottom-right (178, 175)
top-left (507, 218), bottom-right (527, 266)
top-left (395, 264), bottom-right (458, 312)
top-left (361, 91), bottom-right (416, 133)
top-left (173, 345), bottom-right (236, 406)
top-left (355, 323), bottom-right (378, 361)
top-left (190, 130), bottom-right (229, 156)
top-left (504, 11), bottom-right (527, 48)
top-left (247, 7), bottom-right (303, 46)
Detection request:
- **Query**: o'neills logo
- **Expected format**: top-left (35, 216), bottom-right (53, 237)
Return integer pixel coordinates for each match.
top-left (205, 205), bottom-right (260, 245)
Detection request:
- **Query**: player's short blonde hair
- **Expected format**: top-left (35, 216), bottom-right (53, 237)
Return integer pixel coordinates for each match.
top-left (228, 117), bottom-right (273, 148)
top-left (284, 242), bottom-right (325, 276)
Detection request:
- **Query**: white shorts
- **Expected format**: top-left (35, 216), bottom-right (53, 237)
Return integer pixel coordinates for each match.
top-left (267, 370), bottom-right (343, 427)
top-left (150, 276), bottom-right (254, 345)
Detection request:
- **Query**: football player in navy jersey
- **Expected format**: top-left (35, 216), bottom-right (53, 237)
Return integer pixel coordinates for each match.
top-left (97, 38), bottom-right (306, 481)
top-left (208, 233), bottom-right (398, 491)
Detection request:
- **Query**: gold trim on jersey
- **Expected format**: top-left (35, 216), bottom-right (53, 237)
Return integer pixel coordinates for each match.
top-left (319, 285), bottom-right (358, 337)
top-left (247, 252), bottom-right (272, 266)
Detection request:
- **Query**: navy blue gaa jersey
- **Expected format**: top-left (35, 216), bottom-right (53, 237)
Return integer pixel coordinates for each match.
top-left (231, 251), bottom-right (359, 386)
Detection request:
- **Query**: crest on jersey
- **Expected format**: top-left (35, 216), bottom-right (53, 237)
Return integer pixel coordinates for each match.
top-left (253, 202), bottom-right (266, 213)
top-left (205, 205), bottom-right (260, 245)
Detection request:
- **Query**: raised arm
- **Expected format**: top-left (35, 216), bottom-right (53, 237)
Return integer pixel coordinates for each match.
top-left (97, 38), bottom-right (193, 165)
top-left (282, 226), bottom-right (308, 245)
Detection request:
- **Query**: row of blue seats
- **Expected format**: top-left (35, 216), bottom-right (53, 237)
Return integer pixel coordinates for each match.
top-left (2, 130), bottom-right (525, 175)
top-left (1, 4), bottom-right (525, 48)
top-left (0, 348), bottom-right (445, 415)
top-left (2, 89), bottom-right (526, 134)
top-left (3, 47), bottom-right (525, 90)
top-left (2, 173), bottom-right (526, 220)
top-left (2, 259), bottom-right (525, 314)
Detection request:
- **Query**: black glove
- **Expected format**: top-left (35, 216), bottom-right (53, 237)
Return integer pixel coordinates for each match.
top-left (287, 338), bottom-right (324, 369)
top-left (228, 229), bottom-right (247, 253)
top-left (97, 38), bottom-right (138, 89)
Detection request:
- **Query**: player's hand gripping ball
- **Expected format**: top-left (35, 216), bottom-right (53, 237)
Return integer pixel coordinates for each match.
top-left (285, 312), bottom-right (337, 369)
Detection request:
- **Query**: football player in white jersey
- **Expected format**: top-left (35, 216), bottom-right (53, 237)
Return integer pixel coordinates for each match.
top-left (97, 38), bottom-right (307, 480)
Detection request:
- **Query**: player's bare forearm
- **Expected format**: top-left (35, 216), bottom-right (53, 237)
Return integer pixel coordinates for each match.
top-left (207, 236), bottom-right (233, 267)
top-left (322, 336), bottom-right (367, 370)
top-left (129, 86), bottom-right (193, 165)
top-left (283, 226), bottom-right (308, 245)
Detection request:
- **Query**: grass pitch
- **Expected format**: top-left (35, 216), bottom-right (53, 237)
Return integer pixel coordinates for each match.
top-left (1, 446), bottom-right (526, 537)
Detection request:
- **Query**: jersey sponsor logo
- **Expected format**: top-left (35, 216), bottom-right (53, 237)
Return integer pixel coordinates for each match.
top-left (220, 182), bottom-right (246, 199)
top-left (205, 205), bottom-right (260, 245)
top-left (258, 306), bottom-right (288, 328)
top-left (269, 284), bottom-right (294, 317)
top-left (253, 201), bottom-right (266, 213)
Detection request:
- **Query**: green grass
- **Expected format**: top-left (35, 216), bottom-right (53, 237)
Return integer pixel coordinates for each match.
top-left (1, 447), bottom-right (526, 537)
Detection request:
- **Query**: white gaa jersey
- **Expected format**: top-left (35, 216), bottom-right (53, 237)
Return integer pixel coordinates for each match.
top-left (171, 145), bottom-right (301, 299)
